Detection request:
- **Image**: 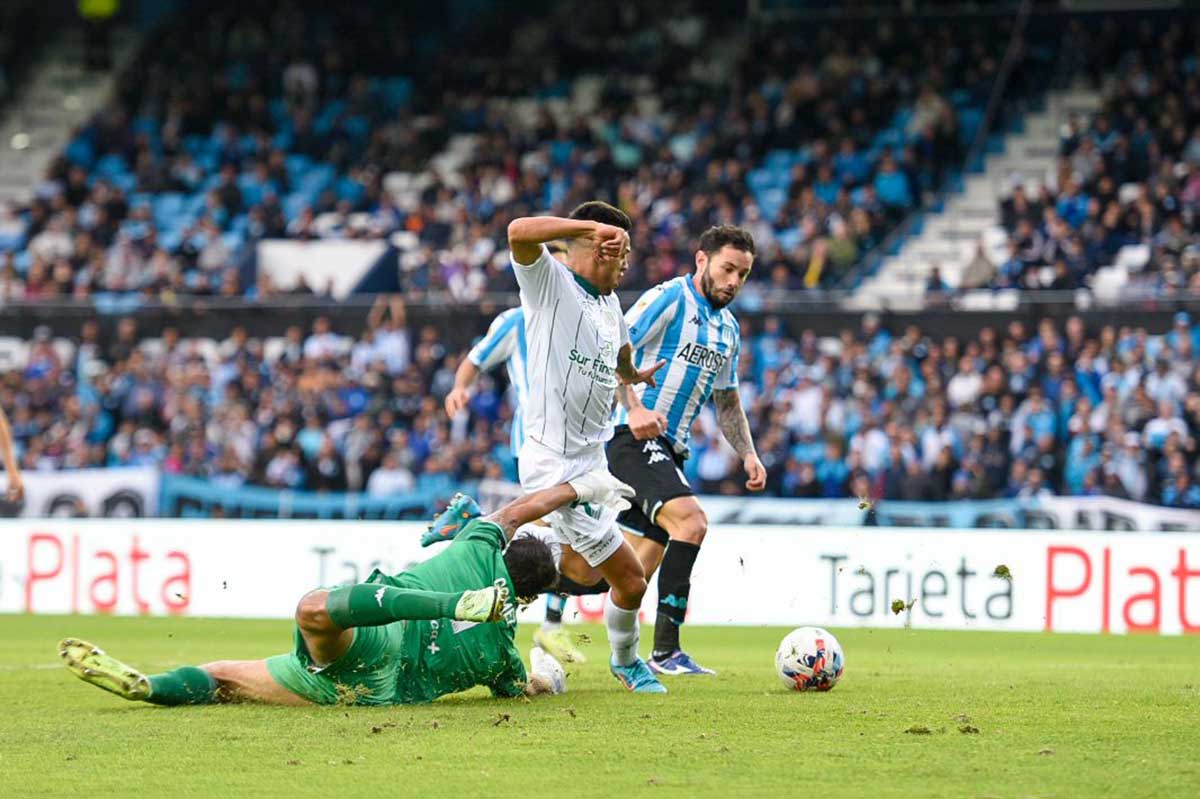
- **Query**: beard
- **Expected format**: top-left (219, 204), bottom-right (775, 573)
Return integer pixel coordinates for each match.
top-left (701, 269), bottom-right (733, 309)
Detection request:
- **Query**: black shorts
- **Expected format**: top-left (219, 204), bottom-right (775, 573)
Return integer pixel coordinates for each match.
top-left (605, 426), bottom-right (694, 546)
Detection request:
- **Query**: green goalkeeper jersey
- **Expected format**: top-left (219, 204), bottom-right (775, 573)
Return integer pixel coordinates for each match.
top-left (266, 519), bottom-right (526, 705)
top-left (370, 519), bottom-right (527, 703)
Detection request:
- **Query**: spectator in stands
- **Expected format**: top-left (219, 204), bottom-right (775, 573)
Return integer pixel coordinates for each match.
top-left (0, 1), bottom-right (1042, 301)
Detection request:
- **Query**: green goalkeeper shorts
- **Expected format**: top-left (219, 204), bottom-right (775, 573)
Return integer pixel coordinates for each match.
top-left (266, 621), bottom-right (408, 706)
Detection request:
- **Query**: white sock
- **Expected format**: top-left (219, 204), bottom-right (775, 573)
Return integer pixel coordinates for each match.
top-left (604, 594), bottom-right (640, 666)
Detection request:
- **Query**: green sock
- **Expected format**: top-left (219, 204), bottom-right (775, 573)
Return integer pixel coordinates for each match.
top-left (146, 666), bottom-right (217, 706)
top-left (326, 584), bottom-right (465, 628)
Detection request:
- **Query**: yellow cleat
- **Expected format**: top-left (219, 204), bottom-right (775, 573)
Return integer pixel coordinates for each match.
top-left (533, 625), bottom-right (587, 664)
top-left (59, 638), bottom-right (150, 701)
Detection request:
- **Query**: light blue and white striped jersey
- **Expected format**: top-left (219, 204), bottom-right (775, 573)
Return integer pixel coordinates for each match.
top-left (467, 307), bottom-right (529, 453)
top-left (616, 276), bottom-right (740, 455)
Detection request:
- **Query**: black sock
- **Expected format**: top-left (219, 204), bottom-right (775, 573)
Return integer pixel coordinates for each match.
top-left (653, 540), bottom-right (700, 658)
top-left (557, 576), bottom-right (610, 596)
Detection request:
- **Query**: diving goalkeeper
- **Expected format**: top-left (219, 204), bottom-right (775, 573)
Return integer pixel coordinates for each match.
top-left (59, 469), bottom-right (634, 706)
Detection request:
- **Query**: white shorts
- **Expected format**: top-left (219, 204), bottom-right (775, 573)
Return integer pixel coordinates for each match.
top-left (518, 438), bottom-right (624, 568)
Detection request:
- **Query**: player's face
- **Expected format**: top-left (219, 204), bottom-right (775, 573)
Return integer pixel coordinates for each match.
top-left (698, 245), bottom-right (753, 309)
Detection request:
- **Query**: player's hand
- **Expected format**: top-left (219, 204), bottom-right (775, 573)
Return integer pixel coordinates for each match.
top-left (592, 224), bottom-right (628, 260)
top-left (444, 387), bottom-right (470, 417)
top-left (5, 480), bottom-right (23, 503)
top-left (743, 454), bottom-right (767, 492)
top-left (619, 358), bottom-right (666, 389)
top-left (568, 468), bottom-right (635, 512)
top-left (628, 406), bottom-right (668, 441)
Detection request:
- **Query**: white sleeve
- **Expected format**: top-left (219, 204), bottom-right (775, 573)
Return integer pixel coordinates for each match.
top-left (619, 310), bottom-right (630, 348)
top-left (510, 245), bottom-right (562, 309)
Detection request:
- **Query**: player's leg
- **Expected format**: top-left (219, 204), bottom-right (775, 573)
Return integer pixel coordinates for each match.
top-left (515, 440), bottom-right (662, 691)
top-left (552, 528), bottom-right (658, 596)
top-left (615, 501), bottom-right (669, 587)
top-left (646, 494), bottom-right (715, 675)
top-left (604, 427), bottom-right (709, 674)
top-left (423, 492), bottom-right (483, 546)
top-left (302, 582), bottom-right (509, 651)
top-left (592, 538), bottom-right (666, 693)
top-left (556, 505), bottom-right (665, 691)
top-left (551, 496), bottom-right (665, 692)
top-left (199, 660), bottom-right (312, 705)
top-left (627, 531), bottom-right (666, 580)
top-left (59, 638), bottom-right (305, 706)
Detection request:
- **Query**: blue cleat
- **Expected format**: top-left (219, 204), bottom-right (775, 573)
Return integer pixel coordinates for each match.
top-left (649, 650), bottom-right (717, 676)
top-left (610, 657), bottom-right (668, 693)
top-left (422, 493), bottom-right (483, 547)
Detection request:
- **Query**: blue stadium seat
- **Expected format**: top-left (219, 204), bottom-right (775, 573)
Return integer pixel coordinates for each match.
top-left (283, 192), bottom-right (309, 221)
top-left (65, 136), bottom-right (94, 167)
top-left (94, 154), bottom-right (128, 179)
top-left (153, 193), bottom-right (185, 228)
top-left (757, 187), bottom-right (788, 221)
top-left (959, 108), bottom-right (984, 147)
top-left (775, 227), bottom-right (803, 253)
top-left (285, 154), bottom-right (312, 184)
top-left (343, 115), bottom-right (370, 141)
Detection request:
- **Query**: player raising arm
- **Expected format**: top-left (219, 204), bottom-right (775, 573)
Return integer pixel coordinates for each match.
top-left (437, 243), bottom-right (586, 663)
top-left (507, 201), bottom-right (669, 693)
top-left (59, 470), bottom-right (634, 706)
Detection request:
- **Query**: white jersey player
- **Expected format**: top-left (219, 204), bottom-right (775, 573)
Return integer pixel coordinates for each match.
top-left (443, 245), bottom-right (588, 664)
top-left (507, 201), bottom-right (668, 693)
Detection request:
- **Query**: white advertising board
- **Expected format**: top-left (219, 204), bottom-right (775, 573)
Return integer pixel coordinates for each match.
top-left (1, 521), bottom-right (1197, 634)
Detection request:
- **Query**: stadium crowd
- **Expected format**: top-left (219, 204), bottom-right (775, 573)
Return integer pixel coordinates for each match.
top-left (0, 1), bottom-right (1053, 301)
top-left (7, 304), bottom-right (1200, 509)
top-left (982, 17), bottom-right (1200, 293)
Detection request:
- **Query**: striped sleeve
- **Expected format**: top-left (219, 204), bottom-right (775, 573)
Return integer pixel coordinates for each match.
top-left (714, 315), bottom-right (740, 390)
top-left (626, 281), bottom-right (682, 350)
top-left (468, 309), bottom-right (520, 372)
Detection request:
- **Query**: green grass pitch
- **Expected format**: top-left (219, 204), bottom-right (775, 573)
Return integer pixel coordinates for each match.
top-left (1, 614), bottom-right (1197, 798)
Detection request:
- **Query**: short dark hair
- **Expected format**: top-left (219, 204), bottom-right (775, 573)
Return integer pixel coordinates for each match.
top-left (698, 225), bottom-right (756, 257)
top-left (502, 536), bottom-right (559, 602)
top-left (568, 201), bottom-right (632, 231)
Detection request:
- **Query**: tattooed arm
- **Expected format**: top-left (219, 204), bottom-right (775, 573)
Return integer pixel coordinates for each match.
top-left (713, 388), bottom-right (766, 491)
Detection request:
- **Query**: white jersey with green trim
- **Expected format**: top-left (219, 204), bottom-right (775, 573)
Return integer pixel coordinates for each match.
top-left (511, 245), bottom-right (630, 458)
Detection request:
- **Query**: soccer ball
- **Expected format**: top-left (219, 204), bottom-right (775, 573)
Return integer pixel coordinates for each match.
top-left (775, 626), bottom-right (844, 692)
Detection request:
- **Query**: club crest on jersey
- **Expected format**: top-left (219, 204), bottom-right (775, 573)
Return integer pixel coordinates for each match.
top-left (676, 341), bottom-right (727, 372)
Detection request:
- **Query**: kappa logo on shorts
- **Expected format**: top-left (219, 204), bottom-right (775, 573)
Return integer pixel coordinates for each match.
top-left (643, 439), bottom-right (670, 465)
top-left (374, 587), bottom-right (386, 607)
